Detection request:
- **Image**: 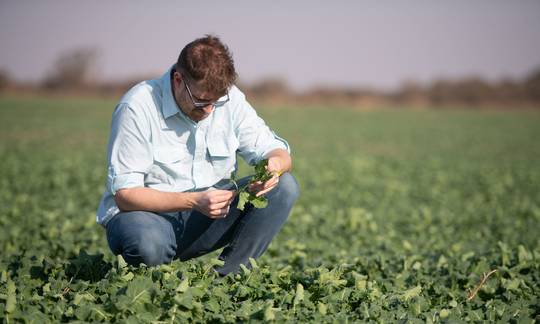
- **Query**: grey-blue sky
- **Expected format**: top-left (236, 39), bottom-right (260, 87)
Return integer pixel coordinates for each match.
top-left (1, 1), bottom-right (539, 91)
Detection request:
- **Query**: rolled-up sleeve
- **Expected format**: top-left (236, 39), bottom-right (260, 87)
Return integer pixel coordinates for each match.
top-left (106, 103), bottom-right (152, 195)
top-left (233, 91), bottom-right (290, 165)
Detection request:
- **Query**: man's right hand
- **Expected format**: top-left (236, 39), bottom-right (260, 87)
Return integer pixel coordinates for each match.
top-left (192, 190), bottom-right (236, 219)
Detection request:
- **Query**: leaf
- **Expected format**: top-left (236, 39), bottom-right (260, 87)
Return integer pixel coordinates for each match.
top-left (115, 277), bottom-right (153, 311)
top-left (248, 258), bottom-right (259, 269)
top-left (250, 195), bottom-right (268, 209)
top-left (237, 191), bottom-right (250, 211)
top-left (240, 264), bottom-right (251, 276)
top-left (117, 254), bottom-right (128, 270)
top-left (73, 292), bottom-right (96, 306)
top-left (517, 245), bottom-right (532, 263)
top-left (120, 272), bottom-right (134, 282)
top-left (176, 278), bottom-right (189, 293)
top-left (401, 285), bottom-right (422, 302)
top-left (254, 159), bottom-right (272, 182)
top-left (440, 309), bottom-right (450, 319)
top-left (74, 304), bottom-right (109, 321)
top-left (317, 302), bottom-right (327, 315)
top-left (209, 258), bottom-right (225, 267)
top-left (236, 159), bottom-right (273, 211)
top-left (5, 278), bottom-right (16, 313)
top-left (293, 283), bottom-right (304, 305)
top-left (264, 305), bottom-right (276, 321)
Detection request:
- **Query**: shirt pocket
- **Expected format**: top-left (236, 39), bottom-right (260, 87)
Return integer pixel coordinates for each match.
top-left (206, 131), bottom-right (239, 176)
top-left (154, 146), bottom-right (189, 164)
top-left (146, 145), bottom-right (191, 189)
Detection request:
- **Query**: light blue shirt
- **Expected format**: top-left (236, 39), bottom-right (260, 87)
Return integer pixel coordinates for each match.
top-left (96, 67), bottom-right (290, 226)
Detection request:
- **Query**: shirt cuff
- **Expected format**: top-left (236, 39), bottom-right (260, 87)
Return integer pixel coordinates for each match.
top-left (108, 171), bottom-right (145, 195)
top-left (261, 131), bottom-right (290, 158)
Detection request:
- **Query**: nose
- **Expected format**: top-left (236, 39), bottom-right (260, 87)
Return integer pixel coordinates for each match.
top-left (201, 104), bottom-right (214, 113)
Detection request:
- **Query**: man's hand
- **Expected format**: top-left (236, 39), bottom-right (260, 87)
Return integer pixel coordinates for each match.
top-left (192, 189), bottom-right (236, 218)
top-left (248, 155), bottom-right (283, 197)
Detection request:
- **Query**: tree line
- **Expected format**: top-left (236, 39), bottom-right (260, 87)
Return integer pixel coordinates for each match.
top-left (1, 48), bottom-right (539, 109)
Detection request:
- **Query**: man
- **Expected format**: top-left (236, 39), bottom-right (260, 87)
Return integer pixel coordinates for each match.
top-left (96, 35), bottom-right (300, 275)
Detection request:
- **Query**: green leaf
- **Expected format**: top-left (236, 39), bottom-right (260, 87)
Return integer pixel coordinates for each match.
top-left (209, 258), bottom-right (225, 267)
top-left (517, 245), bottom-right (532, 263)
top-left (401, 285), bottom-right (422, 302)
top-left (176, 278), bottom-right (189, 293)
top-left (440, 308), bottom-right (450, 319)
top-left (293, 283), bottom-right (304, 305)
top-left (317, 302), bottom-right (327, 315)
top-left (264, 305), bottom-right (276, 321)
top-left (236, 159), bottom-right (273, 211)
top-left (237, 191), bottom-right (250, 211)
top-left (73, 292), bottom-right (96, 306)
top-left (248, 258), bottom-right (259, 269)
top-left (116, 277), bottom-right (154, 311)
top-left (250, 195), bottom-right (268, 209)
top-left (117, 254), bottom-right (128, 270)
top-left (240, 264), bottom-right (251, 276)
top-left (5, 279), bottom-right (16, 313)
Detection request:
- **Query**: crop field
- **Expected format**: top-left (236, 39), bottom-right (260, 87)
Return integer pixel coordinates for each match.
top-left (0, 95), bottom-right (539, 322)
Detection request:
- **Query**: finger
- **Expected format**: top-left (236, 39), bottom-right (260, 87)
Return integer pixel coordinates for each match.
top-left (220, 206), bottom-right (230, 218)
top-left (210, 204), bottom-right (231, 213)
top-left (256, 183), bottom-right (278, 197)
top-left (209, 192), bottom-right (235, 204)
top-left (249, 183), bottom-right (264, 193)
top-left (263, 177), bottom-right (279, 189)
top-left (210, 190), bottom-right (236, 199)
top-left (208, 207), bottom-right (228, 218)
top-left (210, 200), bottom-right (232, 210)
top-left (249, 181), bottom-right (262, 188)
top-left (255, 188), bottom-right (271, 197)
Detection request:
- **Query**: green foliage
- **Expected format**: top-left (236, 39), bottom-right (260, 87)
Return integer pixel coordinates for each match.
top-left (1, 96), bottom-right (540, 322)
top-left (233, 159), bottom-right (273, 211)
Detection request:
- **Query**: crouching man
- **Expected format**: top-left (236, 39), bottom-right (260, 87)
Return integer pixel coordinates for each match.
top-left (96, 35), bottom-right (300, 275)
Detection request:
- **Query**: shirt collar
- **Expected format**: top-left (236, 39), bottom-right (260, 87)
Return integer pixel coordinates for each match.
top-left (160, 65), bottom-right (181, 119)
top-left (160, 65), bottom-right (216, 126)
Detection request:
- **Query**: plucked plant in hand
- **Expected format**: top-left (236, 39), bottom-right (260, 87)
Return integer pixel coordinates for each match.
top-left (231, 159), bottom-right (274, 211)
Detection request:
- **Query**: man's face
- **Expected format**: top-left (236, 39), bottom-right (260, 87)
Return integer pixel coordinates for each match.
top-left (172, 71), bottom-right (219, 122)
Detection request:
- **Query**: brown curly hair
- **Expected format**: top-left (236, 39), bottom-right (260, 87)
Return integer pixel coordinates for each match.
top-left (176, 35), bottom-right (237, 97)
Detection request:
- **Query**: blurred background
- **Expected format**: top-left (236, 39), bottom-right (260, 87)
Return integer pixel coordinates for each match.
top-left (2, 2), bottom-right (540, 321)
top-left (1, 0), bottom-right (540, 109)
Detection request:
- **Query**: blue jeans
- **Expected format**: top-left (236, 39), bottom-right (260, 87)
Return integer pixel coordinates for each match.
top-left (105, 172), bottom-right (300, 275)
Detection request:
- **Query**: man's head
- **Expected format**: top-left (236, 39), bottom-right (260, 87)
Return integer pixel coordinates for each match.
top-left (177, 35), bottom-right (237, 96)
top-left (172, 35), bottom-right (237, 122)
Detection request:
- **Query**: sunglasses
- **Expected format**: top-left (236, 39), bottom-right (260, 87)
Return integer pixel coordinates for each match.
top-left (182, 76), bottom-right (230, 109)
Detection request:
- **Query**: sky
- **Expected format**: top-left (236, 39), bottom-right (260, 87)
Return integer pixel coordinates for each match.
top-left (1, 1), bottom-right (540, 91)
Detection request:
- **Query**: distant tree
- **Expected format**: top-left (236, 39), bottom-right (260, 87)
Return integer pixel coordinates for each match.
top-left (455, 77), bottom-right (493, 105)
top-left (42, 47), bottom-right (98, 90)
top-left (524, 67), bottom-right (540, 101)
top-left (395, 80), bottom-right (428, 106)
top-left (250, 78), bottom-right (290, 97)
top-left (0, 69), bottom-right (11, 91)
top-left (428, 80), bottom-right (455, 105)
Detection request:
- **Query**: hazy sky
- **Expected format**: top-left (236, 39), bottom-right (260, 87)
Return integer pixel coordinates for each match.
top-left (1, 1), bottom-right (540, 91)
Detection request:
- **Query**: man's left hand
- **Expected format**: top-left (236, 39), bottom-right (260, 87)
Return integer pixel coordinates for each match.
top-left (248, 156), bottom-right (282, 197)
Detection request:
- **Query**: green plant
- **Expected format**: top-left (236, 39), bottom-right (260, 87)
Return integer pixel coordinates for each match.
top-left (232, 159), bottom-right (274, 211)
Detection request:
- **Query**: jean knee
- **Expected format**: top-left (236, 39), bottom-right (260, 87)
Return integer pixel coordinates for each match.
top-left (277, 172), bottom-right (301, 204)
top-left (109, 212), bottom-right (177, 266)
top-left (130, 229), bottom-right (176, 266)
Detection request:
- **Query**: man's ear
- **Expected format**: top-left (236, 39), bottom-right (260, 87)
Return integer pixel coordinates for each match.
top-left (173, 71), bottom-right (182, 83)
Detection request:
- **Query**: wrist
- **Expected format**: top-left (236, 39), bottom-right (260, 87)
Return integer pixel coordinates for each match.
top-left (183, 192), bottom-right (199, 210)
